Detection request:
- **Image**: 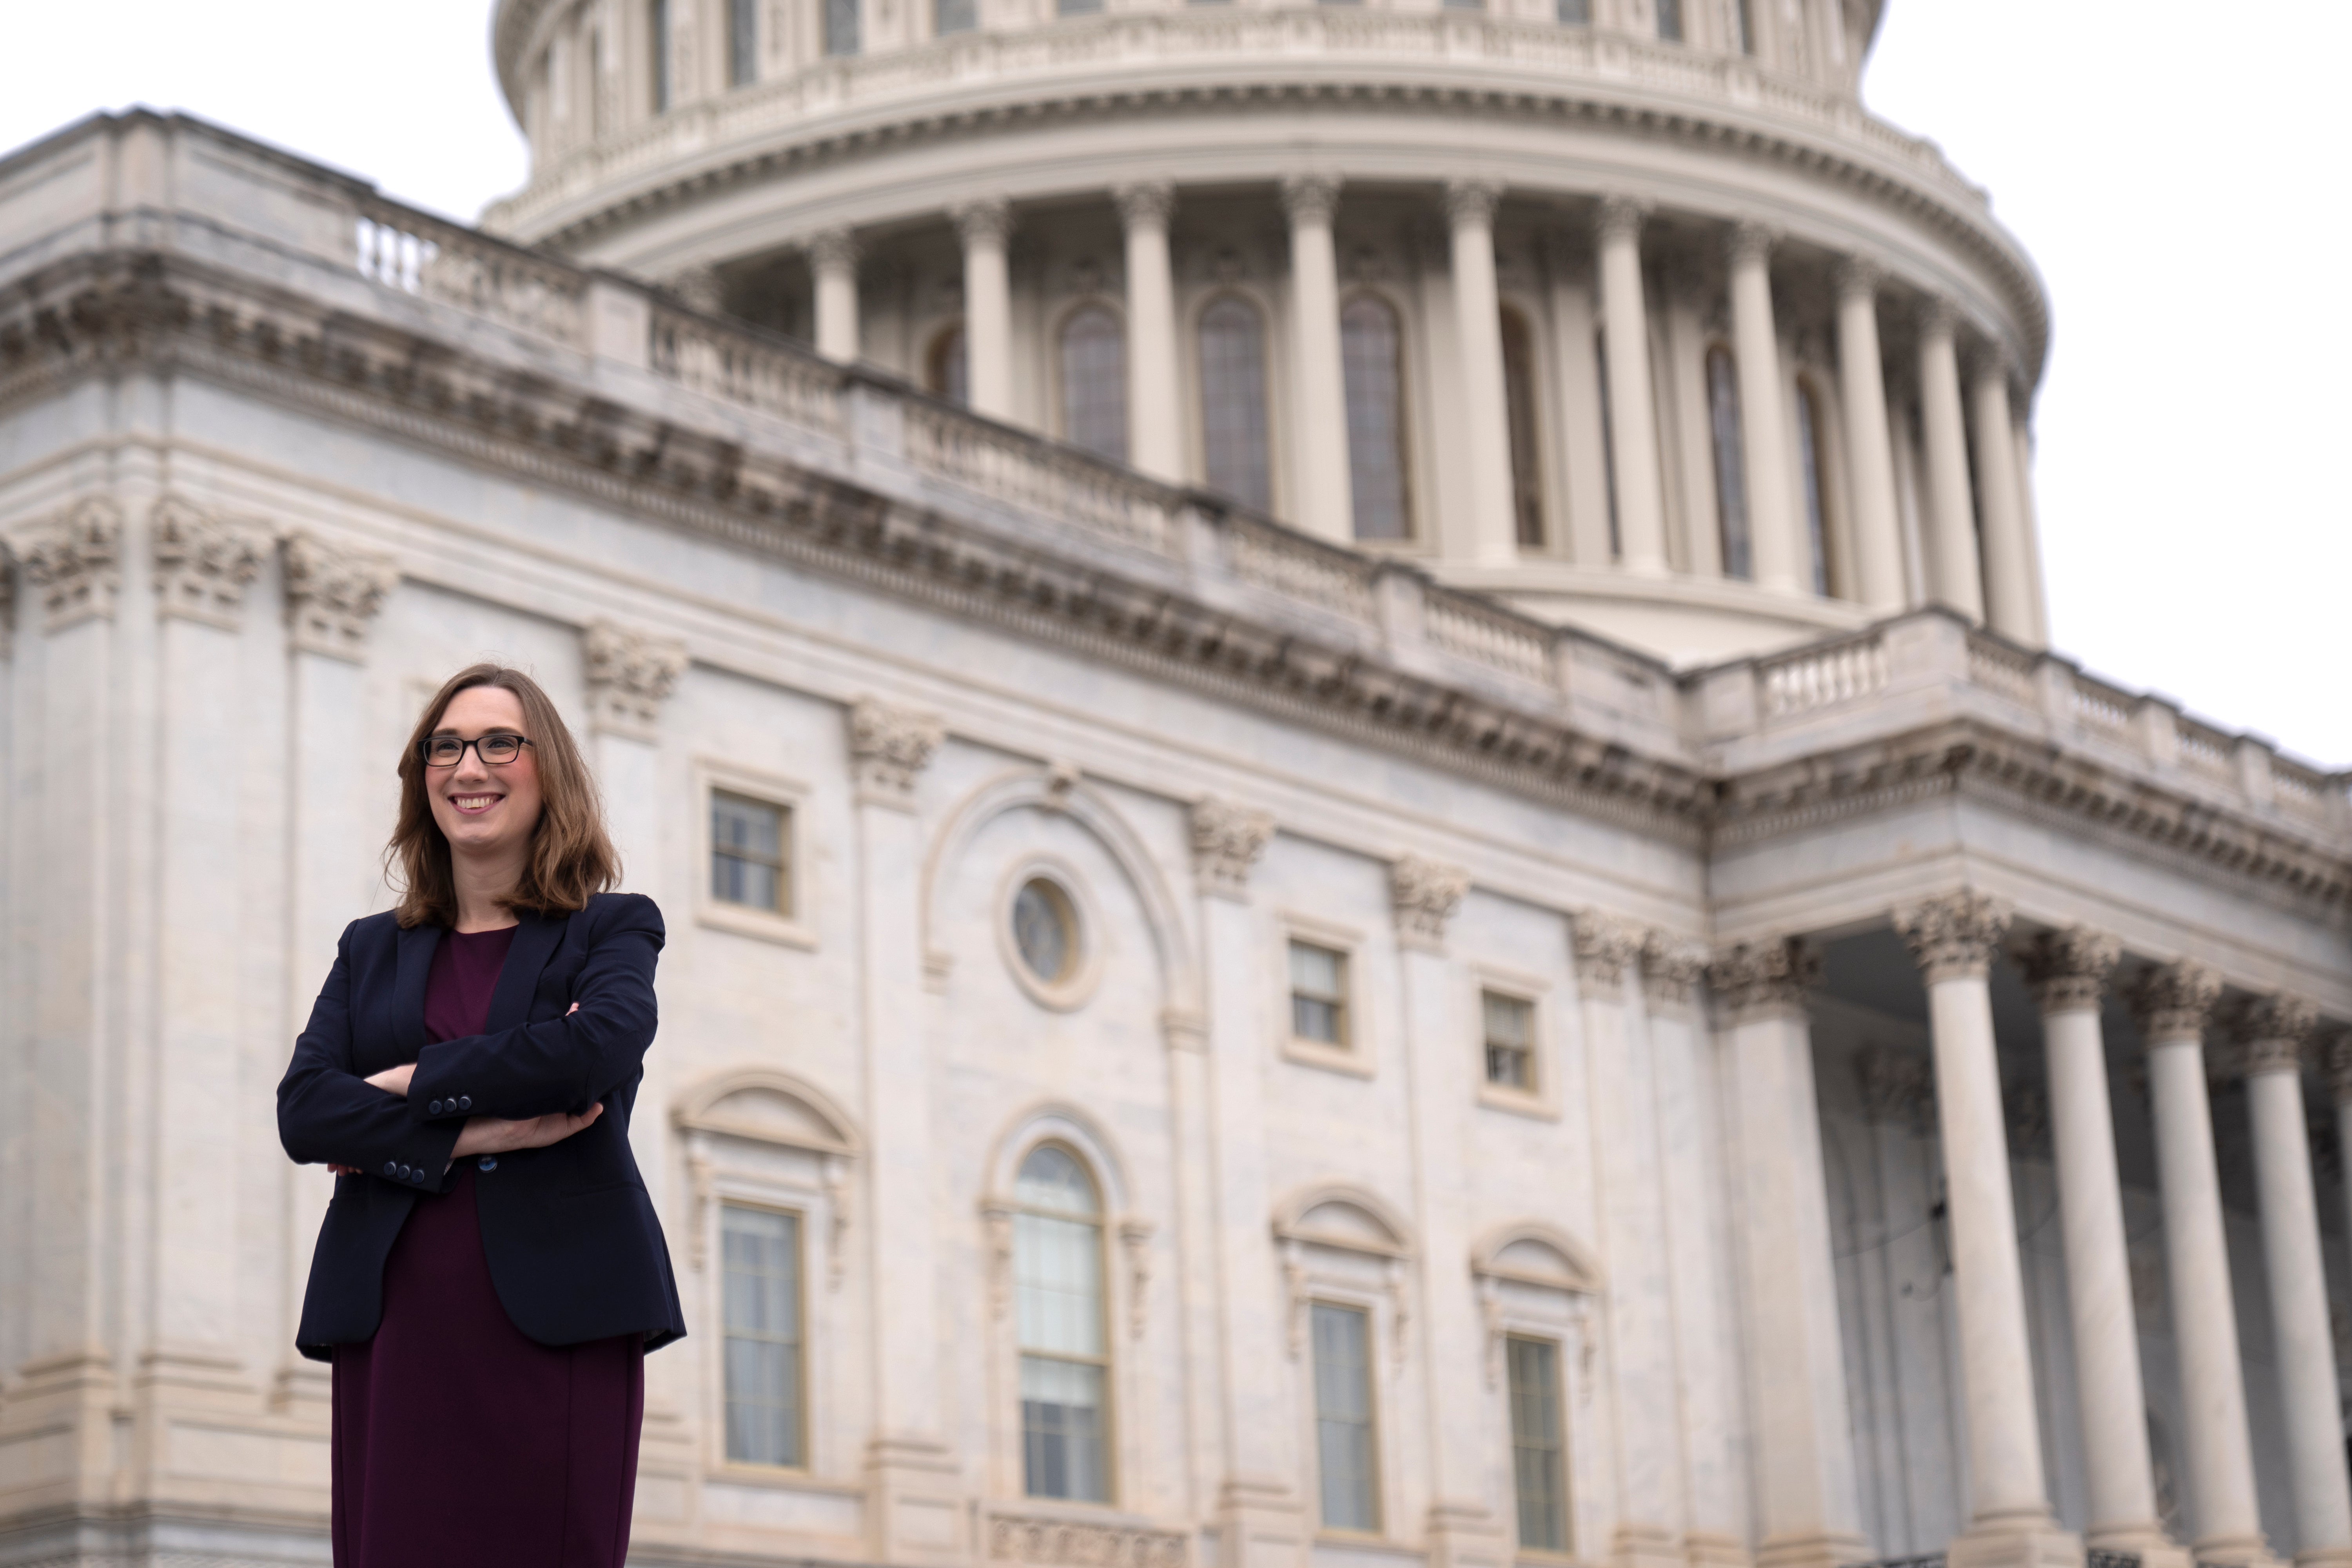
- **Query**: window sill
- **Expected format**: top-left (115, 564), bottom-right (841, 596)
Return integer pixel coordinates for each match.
top-left (708, 1461), bottom-right (854, 1491)
top-left (697, 898), bottom-right (818, 950)
top-left (1281, 1036), bottom-right (1374, 1079)
top-left (1477, 1085), bottom-right (1559, 1121)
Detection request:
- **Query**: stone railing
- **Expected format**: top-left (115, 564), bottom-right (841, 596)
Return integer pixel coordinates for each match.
top-left (647, 298), bottom-right (848, 438)
top-left (1223, 510), bottom-right (1377, 622)
top-left (901, 398), bottom-right (1172, 556)
top-left (353, 196), bottom-right (586, 348)
top-left (1758, 631), bottom-right (1889, 718)
top-left (1424, 590), bottom-right (1553, 686)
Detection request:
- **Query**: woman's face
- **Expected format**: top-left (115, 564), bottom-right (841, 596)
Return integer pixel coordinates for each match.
top-left (426, 685), bottom-right (545, 863)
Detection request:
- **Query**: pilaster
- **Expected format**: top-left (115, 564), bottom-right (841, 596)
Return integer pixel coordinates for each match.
top-left (1281, 173), bottom-right (1352, 543)
top-left (1117, 181), bottom-right (1183, 483)
top-left (1444, 178), bottom-right (1517, 568)
top-left (953, 198), bottom-right (1015, 420)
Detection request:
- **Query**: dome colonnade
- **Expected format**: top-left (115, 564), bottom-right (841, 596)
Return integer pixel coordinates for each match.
top-left (485, 0), bottom-right (2048, 664)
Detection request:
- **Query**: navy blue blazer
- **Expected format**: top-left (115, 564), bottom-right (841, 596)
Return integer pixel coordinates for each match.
top-left (277, 892), bottom-right (688, 1361)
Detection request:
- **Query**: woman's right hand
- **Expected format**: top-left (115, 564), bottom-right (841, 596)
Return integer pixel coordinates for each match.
top-left (450, 1101), bottom-right (603, 1159)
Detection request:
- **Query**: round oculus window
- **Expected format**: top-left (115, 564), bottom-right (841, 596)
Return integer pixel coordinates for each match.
top-left (1011, 877), bottom-right (1078, 985)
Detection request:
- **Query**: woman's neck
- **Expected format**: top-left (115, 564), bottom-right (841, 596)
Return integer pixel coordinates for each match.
top-left (449, 846), bottom-right (526, 933)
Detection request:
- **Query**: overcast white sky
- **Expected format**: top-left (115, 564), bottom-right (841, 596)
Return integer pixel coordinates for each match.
top-left (6, 2), bottom-right (2347, 762)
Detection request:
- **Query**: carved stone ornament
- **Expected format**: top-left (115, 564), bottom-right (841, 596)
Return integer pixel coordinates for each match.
top-left (2017, 925), bottom-right (2120, 1014)
top-left (2330, 1033), bottom-right (2352, 1109)
top-left (151, 496), bottom-right (270, 630)
top-left (1390, 855), bottom-right (1470, 953)
top-left (1639, 931), bottom-right (1709, 1014)
top-left (847, 696), bottom-right (944, 807)
top-left (2227, 992), bottom-right (2319, 1079)
top-left (1707, 937), bottom-right (1820, 1022)
top-left (1834, 254), bottom-right (1885, 305)
top-left (1572, 912), bottom-right (1644, 992)
top-left (1279, 173), bottom-right (1342, 227)
top-left (1593, 193), bottom-right (1650, 247)
top-left (581, 619), bottom-right (689, 742)
top-left (281, 530), bottom-right (399, 661)
top-left (1724, 218), bottom-right (1778, 269)
top-left (1443, 178), bottom-right (1503, 229)
top-left (1857, 1047), bottom-right (1935, 1134)
top-left (1118, 1218), bottom-right (1153, 1341)
top-left (806, 227), bottom-right (860, 274)
top-left (1113, 181), bottom-right (1175, 231)
top-left (951, 197), bottom-right (1014, 249)
top-left (987, 1512), bottom-right (1187, 1568)
top-left (666, 264), bottom-right (724, 314)
top-left (1892, 889), bottom-right (2014, 984)
top-left (2127, 960), bottom-right (2223, 1045)
top-left (13, 496), bottom-right (123, 630)
top-left (1189, 798), bottom-right (1274, 902)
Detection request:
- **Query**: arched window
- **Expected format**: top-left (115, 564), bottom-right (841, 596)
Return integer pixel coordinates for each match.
top-left (649, 0), bottom-right (671, 112)
top-left (1795, 379), bottom-right (1834, 596)
top-left (1705, 345), bottom-right (1751, 579)
top-left (1655, 0), bottom-right (1682, 42)
top-left (825, 0), bottom-right (861, 54)
top-left (1555, 0), bottom-right (1589, 21)
top-left (1060, 305), bottom-right (1128, 462)
top-left (1733, 0), bottom-right (1754, 54)
top-left (1015, 1145), bottom-right (1111, 1503)
top-left (1341, 294), bottom-right (1411, 541)
top-left (1199, 296), bottom-right (1271, 511)
top-left (1500, 307), bottom-right (1545, 549)
top-left (927, 323), bottom-right (968, 407)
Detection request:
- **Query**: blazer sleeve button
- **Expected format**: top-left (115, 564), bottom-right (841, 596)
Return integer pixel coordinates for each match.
top-left (428, 1099), bottom-right (443, 1115)
top-left (458, 1096), bottom-right (472, 1111)
top-left (382, 1161), bottom-right (396, 1176)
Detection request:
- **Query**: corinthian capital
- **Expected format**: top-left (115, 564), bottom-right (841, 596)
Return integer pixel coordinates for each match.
top-left (1639, 931), bottom-right (1709, 1014)
top-left (806, 227), bottom-right (860, 274)
top-left (951, 197), bottom-right (1014, 249)
top-left (1592, 194), bottom-right (1649, 247)
top-left (1189, 799), bottom-right (1274, 902)
top-left (1114, 181), bottom-right (1176, 231)
top-left (11, 497), bottom-right (122, 630)
top-left (1833, 254), bottom-right (1886, 304)
top-left (1572, 912), bottom-right (1644, 991)
top-left (2127, 960), bottom-right (2223, 1045)
top-left (2227, 993), bottom-right (2319, 1078)
top-left (1279, 174), bottom-right (1342, 227)
top-left (1893, 890), bottom-right (2014, 984)
top-left (1390, 855), bottom-right (1470, 954)
top-left (2017, 926), bottom-right (2121, 1014)
top-left (1443, 178), bottom-right (1503, 229)
top-left (1708, 937), bottom-right (1819, 1022)
top-left (848, 696), bottom-right (944, 808)
top-left (1724, 219), bottom-right (1778, 269)
top-left (152, 496), bottom-right (270, 630)
top-left (582, 619), bottom-right (689, 742)
top-left (282, 531), bottom-right (399, 661)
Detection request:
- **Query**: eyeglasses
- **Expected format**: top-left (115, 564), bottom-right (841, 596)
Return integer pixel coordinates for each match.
top-left (420, 733), bottom-right (534, 768)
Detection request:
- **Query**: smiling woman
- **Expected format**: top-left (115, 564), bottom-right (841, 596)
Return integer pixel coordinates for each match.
top-left (276, 663), bottom-right (685, 1568)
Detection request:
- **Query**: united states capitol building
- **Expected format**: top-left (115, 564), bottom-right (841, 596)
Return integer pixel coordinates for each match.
top-left (4, 2), bottom-right (2351, 1566)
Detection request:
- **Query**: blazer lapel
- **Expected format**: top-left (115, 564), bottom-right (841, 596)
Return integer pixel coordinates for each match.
top-left (485, 909), bottom-right (567, 1033)
top-left (394, 922), bottom-right (442, 1060)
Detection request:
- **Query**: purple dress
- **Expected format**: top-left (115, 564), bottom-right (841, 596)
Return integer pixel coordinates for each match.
top-left (331, 925), bottom-right (645, 1568)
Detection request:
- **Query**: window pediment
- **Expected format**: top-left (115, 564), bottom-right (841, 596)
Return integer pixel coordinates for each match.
top-left (673, 1067), bottom-right (861, 1157)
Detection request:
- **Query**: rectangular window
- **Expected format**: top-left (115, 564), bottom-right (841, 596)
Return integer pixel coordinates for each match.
top-left (1312, 1303), bottom-right (1379, 1532)
top-left (729, 0), bottom-right (758, 85)
top-left (1555, 0), bottom-right (1589, 21)
top-left (1018, 1203), bottom-right (1110, 1501)
top-left (1506, 1336), bottom-right (1568, 1553)
top-left (825, 0), bottom-right (861, 55)
top-left (1655, 0), bottom-right (1682, 42)
top-left (1483, 991), bottom-right (1535, 1091)
top-left (711, 790), bottom-right (790, 915)
top-left (722, 1205), bottom-right (805, 1467)
top-left (1734, 0), bottom-right (1754, 54)
top-left (935, 0), bottom-right (976, 34)
top-left (649, 0), bottom-right (671, 111)
top-left (1289, 941), bottom-right (1350, 1047)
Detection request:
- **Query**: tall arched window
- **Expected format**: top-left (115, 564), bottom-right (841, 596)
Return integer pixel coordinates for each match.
top-left (825, 0), bottom-right (861, 53)
top-left (1341, 294), bottom-right (1411, 541)
top-left (649, 0), bottom-right (671, 112)
top-left (1199, 296), bottom-right (1271, 510)
top-left (1060, 305), bottom-right (1128, 462)
top-left (1705, 345), bottom-right (1751, 579)
top-left (1655, 0), bottom-right (1682, 42)
top-left (1733, 0), bottom-right (1754, 54)
top-left (1015, 1145), bottom-right (1111, 1503)
top-left (728, 0), bottom-right (758, 85)
top-left (927, 324), bottom-right (968, 407)
top-left (1795, 379), bottom-right (1833, 596)
top-left (1500, 307), bottom-right (1545, 549)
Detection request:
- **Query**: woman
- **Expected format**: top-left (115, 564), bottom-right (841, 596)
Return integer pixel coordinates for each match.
top-left (278, 663), bottom-right (687, 1568)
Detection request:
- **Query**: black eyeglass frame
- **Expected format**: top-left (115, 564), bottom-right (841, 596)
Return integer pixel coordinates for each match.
top-left (419, 733), bottom-right (535, 768)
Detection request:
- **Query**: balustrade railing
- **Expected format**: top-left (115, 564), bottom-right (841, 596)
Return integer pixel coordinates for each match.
top-left (1424, 593), bottom-right (1553, 684)
top-left (901, 400), bottom-right (1173, 556)
top-left (1223, 512), bottom-right (1377, 622)
top-left (2175, 718), bottom-right (2235, 777)
top-left (352, 202), bottom-right (586, 347)
top-left (2070, 674), bottom-right (2135, 735)
top-left (1760, 632), bottom-right (1888, 718)
top-left (647, 301), bottom-right (846, 437)
top-left (1965, 632), bottom-right (2039, 705)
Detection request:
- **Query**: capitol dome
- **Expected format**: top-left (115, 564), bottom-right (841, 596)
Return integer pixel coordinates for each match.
top-left (484, 0), bottom-right (2048, 664)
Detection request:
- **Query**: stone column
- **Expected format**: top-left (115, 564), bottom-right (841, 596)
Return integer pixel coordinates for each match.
top-left (1832, 259), bottom-right (1907, 613)
top-left (810, 227), bottom-right (861, 364)
top-left (1579, 915), bottom-right (1686, 1568)
top-left (847, 697), bottom-right (963, 1565)
top-left (2232, 996), bottom-right (2352, 1568)
top-left (953, 198), bottom-right (1014, 421)
top-left (1445, 179), bottom-right (1519, 567)
top-left (1545, 242), bottom-right (1616, 567)
top-left (2127, 962), bottom-right (2272, 1568)
top-left (2009, 414), bottom-right (2051, 644)
top-left (1726, 223), bottom-right (1804, 596)
top-left (1969, 359), bottom-right (2038, 646)
top-left (1915, 302), bottom-right (1985, 621)
top-left (1117, 182), bottom-right (1183, 483)
top-left (1394, 857), bottom-right (1506, 1568)
top-left (1708, 938), bottom-right (1868, 1568)
top-left (1281, 174), bottom-right (1354, 543)
top-left (2017, 928), bottom-right (2184, 1568)
top-left (1893, 892), bottom-right (2077, 1568)
top-left (1191, 800), bottom-right (1308, 1568)
top-left (1594, 196), bottom-right (1669, 575)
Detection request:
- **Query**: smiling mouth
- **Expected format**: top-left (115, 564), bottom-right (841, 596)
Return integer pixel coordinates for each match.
top-left (448, 794), bottom-right (504, 814)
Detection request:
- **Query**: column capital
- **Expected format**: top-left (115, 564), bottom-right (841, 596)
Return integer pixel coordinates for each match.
top-left (9, 496), bottom-right (122, 630)
top-left (1390, 854), bottom-right (1470, 955)
top-left (1834, 254), bottom-right (1886, 303)
top-left (1571, 911), bottom-right (1644, 991)
top-left (582, 619), bottom-right (689, 742)
top-left (2018, 925), bottom-right (2121, 1014)
top-left (1639, 930), bottom-right (1709, 1014)
top-left (1189, 798), bottom-right (1273, 902)
top-left (152, 495), bottom-right (270, 630)
top-left (848, 696), bottom-right (945, 808)
top-left (1443, 178), bottom-right (1503, 229)
top-left (1592, 193), bottom-right (1650, 246)
top-left (1916, 296), bottom-right (1962, 341)
top-left (1707, 936), bottom-right (1819, 1022)
top-left (282, 530), bottom-right (399, 661)
top-left (1279, 172), bottom-right (1343, 227)
top-left (2226, 992), bottom-right (2319, 1078)
top-left (1113, 180), bottom-right (1176, 231)
top-left (1724, 218), bottom-right (1779, 269)
top-left (1893, 889), bottom-right (2014, 984)
top-left (951, 196), bottom-right (1014, 249)
top-left (806, 226), bottom-right (860, 272)
top-left (2127, 960), bottom-right (2223, 1045)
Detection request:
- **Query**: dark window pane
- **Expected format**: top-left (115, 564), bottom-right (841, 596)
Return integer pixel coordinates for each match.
top-left (936, 0), bottom-right (976, 35)
top-left (1707, 345), bottom-right (1751, 579)
top-left (928, 324), bottom-right (968, 405)
top-left (1507, 1336), bottom-right (1568, 1552)
top-left (1501, 308), bottom-right (1545, 548)
top-left (1060, 306), bottom-right (1128, 461)
top-left (722, 1206), bottom-right (804, 1467)
top-left (1797, 382), bottom-right (1831, 595)
top-left (711, 791), bottom-right (788, 914)
top-left (1341, 295), bottom-right (1410, 540)
top-left (1556, 0), bottom-right (1589, 20)
top-left (1312, 1303), bottom-right (1378, 1531)
top-left (826, 0), bottom-right (861, 55)
top-left (1199, 296), bottom-right (1271, 510)
top-left (1595, 331), bottom-right (1620, 558)
top-left (729, 0), bottom-right (757, 85)
top-left (1289, 941), bottom-right (1348, 1046)
top-left (650, 0), bottom-right (671, 112)
top-left (1656, 0), bottom-right (1682, 41)
top-left (1483, 990), bottom-right (1534, 1089)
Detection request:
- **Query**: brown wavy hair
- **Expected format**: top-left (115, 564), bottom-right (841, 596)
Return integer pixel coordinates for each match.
top-left (387, 664), bottom-right (619, 929)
